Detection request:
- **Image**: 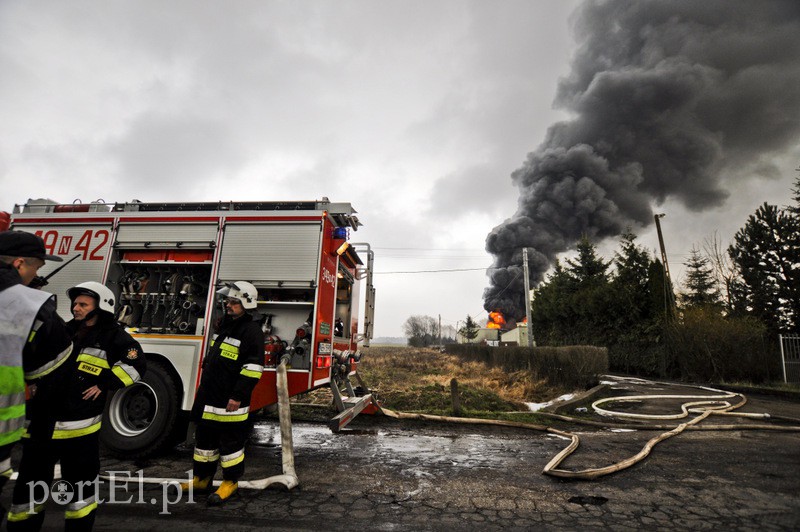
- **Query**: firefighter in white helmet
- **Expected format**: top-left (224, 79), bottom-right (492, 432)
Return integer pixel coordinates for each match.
top-left (181, 281), bottom-right (265, 505)
top-left (8, 281), bottom-right (146, 531)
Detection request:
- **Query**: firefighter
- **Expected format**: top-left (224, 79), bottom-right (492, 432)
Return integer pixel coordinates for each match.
top-left (0, 231), bottom-right (72, 521)
top-left (181, 281), bottom-right (264, 505)
top-left (7, 281), bottom-right (146, 531)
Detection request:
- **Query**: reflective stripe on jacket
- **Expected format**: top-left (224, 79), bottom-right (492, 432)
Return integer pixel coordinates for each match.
top-left (50, 415), bottom-right (103, 440)
top-left (0, 284), bottom-right (51, 446)
top-left (201, 404), bottom-right (250, 423)
top-left (191, 313), bottom-right (265, 422)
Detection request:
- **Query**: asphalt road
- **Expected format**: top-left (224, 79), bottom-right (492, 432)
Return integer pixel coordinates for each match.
top-left (4, 376), bottom-right (799, 531)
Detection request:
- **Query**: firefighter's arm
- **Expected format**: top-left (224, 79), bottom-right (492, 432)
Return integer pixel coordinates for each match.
top-left (106, 332), bottom-right (147, 390)
top-left (23, 297), bottom-right (73, 382)
top-left (230, 324), bottom-right (265, 402)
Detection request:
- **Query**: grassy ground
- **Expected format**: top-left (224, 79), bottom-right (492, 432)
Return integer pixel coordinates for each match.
top-left (291, 346), bottom-right (573, 417)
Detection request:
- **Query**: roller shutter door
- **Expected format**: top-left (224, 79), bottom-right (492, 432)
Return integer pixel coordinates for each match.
top-left (218, 223), bottom-right (321, 283)
top-left (115, 223), bottom-right (219, 248)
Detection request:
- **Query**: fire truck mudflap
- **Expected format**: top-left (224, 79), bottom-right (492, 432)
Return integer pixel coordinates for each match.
top-left (5, 199), bottom-right (375, 458)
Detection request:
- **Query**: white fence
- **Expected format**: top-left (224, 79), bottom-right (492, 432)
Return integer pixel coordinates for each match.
top-left (780, 334), bottom-right (800, 383)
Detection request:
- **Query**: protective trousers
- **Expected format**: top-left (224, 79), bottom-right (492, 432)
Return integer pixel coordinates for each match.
top-left (192, 419), bottom-right (249, 482)
top-left (0, 443), bottom-right (13, 526)
top-left (7, 434), bottom-right (100, 532)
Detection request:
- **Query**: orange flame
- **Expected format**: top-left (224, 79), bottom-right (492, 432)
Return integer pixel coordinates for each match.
top-left (487, 311), bottom-right (506, 329)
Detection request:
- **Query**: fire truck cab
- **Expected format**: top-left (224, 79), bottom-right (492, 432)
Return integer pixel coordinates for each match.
top-left (6, 198), bottom-right (375, 457)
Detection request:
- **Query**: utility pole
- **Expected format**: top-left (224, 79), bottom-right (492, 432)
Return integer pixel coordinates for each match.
top-left (654, 213), bottom-right (675, 314)
top-left (438, 314), bottom-right (442, 346)
top-left (654, 213), bottom-right (673, 378)
top-left (523, 248), bottom-right (533, 347)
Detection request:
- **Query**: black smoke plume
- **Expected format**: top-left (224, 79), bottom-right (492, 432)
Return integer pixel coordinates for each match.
top-left (484, 0), bottom-right (800, 319)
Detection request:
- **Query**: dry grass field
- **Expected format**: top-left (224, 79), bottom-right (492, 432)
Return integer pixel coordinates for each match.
top-left (294, 346), bottom-right (570, 415)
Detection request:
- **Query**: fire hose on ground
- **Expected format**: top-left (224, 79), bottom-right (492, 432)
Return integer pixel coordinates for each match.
top-left (379, 380), bottom-right (800, 481)
top-left (97, 377), bottom-right (800, 488)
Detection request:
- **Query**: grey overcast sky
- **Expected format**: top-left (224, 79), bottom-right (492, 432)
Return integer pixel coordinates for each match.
top-left (2, 1), bottom-right (798, 338)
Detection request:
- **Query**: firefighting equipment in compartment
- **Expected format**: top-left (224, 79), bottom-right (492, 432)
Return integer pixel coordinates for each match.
top-left (116, 265), bottom-right (208, 334)
top-left (260, 313), bottom-right (274, 335)
top-left (207, 480), bottom-right (238, 505)
top-left (287, 320), bottom-right (312, 369)
top-left (264, 335), bottom-right (287, 367)
top-left (216, 281), bottom-right (258, 309)
top-left (67, 281), bottom-right (116, 314)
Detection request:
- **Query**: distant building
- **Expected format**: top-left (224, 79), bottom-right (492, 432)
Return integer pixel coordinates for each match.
top-left (457, 327), bottom-right (500, 344)
top-left (500, 326), bottom-right (530, 346)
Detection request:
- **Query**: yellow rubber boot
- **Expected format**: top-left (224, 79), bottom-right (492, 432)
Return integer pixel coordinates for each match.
top-left (179, 476), bottom-right (212, 492)
top-left (207, 480), bottom-right (238, 505)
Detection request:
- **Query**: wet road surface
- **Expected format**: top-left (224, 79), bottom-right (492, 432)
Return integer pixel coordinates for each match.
top-left (4, 377), bottom-right (799, 531)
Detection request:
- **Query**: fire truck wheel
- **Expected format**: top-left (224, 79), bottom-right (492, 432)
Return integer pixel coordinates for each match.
top-left (100, 359), bottom-right (181, 458)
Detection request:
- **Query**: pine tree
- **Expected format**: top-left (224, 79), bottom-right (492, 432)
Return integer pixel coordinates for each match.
top-left (611, 232), bottom-right (657, 331)
top-left (728, 202), bottom-right (800, 334)
top-left (680, 246), bottom-right (721, 309)
top-left (789, 174), bottom-right (800, 215)
top-left (459, 315), bottom-right (480, 343)
top-left (566, 235), bottom-right (609, 285)
top-left (531, 260), bottom-right (573, 345)
top-left (564, 236), bottom-right (612, 345)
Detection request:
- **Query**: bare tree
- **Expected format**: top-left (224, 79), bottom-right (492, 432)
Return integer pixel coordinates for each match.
top-left (402, 315), bottom-right (438, 347)
top-left (702, 231), bottom-right (737, 312)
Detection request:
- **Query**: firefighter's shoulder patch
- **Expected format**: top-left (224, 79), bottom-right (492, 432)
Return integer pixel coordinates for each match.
top-left (126, 348), bottom-right (139, 360)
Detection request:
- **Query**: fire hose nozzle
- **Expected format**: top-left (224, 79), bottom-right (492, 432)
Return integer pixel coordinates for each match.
top-left (332, 349), bottom-right (350, 364)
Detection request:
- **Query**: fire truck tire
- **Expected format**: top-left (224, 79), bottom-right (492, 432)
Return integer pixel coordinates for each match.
top-left (100, 359), bottom-right (182, 458)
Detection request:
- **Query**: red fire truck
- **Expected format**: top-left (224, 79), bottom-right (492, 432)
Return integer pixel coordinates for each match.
top-left (4, 198), bottom-right (376, 457)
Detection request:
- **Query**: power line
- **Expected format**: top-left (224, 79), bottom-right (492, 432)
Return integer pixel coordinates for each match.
top-left (374, 267), bottom-right (496, 274)
top-left (373, 246), bottom-right (485, 251)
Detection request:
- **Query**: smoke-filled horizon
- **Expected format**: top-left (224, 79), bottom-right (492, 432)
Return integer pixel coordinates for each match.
top-left (484, 0), bottom-right (800, 320)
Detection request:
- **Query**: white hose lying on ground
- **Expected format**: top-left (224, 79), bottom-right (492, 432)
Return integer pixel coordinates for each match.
top-left (382, 379), bottom-right (800, 480)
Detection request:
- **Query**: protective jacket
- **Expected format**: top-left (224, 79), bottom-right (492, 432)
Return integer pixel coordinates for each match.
top-left (0, 263), bottom-right (72, 446)
top-left (191, 312), bottom-right (264, 423)
top-left (25, 313), bottom-right (146, 440)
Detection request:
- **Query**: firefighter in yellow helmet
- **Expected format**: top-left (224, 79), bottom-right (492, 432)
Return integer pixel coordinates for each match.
top-left (8, 281), bottom-right (145, 531)
top-left (182, 281), bottom-right (264, 505)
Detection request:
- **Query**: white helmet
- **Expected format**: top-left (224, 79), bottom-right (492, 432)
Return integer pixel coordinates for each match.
top-left (67, 281), bottom-right (116, 314)
top-left (217, 281), bottom-right (258, 309)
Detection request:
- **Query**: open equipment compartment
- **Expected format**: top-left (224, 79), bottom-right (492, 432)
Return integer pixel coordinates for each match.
top-left (111, 249), bottom-right (213, 335)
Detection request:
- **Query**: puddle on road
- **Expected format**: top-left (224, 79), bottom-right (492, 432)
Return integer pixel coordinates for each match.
top-left (251, 422), bottom-right (538, 470)
top-left (569, 495), bottom-right (608, 506)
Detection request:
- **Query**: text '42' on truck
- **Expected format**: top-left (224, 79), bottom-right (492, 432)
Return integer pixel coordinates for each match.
top-left (4, 199), bottom-right (376, 457)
